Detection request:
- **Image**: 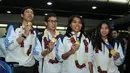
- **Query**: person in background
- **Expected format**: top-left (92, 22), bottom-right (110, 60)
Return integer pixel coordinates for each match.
top-left (4, 7), bottom-right (42, 73)
top-left (112, 29), bottom-right (125, 73)
top-left (123, 34), bottom-right (130, 73)
top-left (112, 29), bottom-right (124, 49)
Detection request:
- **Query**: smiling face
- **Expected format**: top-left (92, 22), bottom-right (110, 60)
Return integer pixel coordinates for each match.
top-left (45, 16), bottom-right (57, 31)
top-left (21, 8), bottom-right (34, 22)
top-left (71, 17), bottom-right (82, 33)
top-left (100, 23), bottom-right (109, 37)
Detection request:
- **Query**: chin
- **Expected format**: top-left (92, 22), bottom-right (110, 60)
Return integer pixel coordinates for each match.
top-left (102, 35), bottom-right (107, 37)
top-left (52, 28), bottom-right (56, 30)
top-left (74, 29), bottom-right (80, 32)
top-left (27, 19), bottom-right (33, 22)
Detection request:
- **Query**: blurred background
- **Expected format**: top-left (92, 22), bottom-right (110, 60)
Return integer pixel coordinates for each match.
top-left (0, 0), bottom-right (129, 37)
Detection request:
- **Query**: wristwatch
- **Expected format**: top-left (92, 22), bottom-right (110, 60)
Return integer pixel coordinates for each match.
top-left (21, 34), bottom-right (26, 39)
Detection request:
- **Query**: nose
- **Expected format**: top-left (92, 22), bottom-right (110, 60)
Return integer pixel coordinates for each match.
top-left (52, 22), bottom-right (56, 25)
top-left (76, 22), bottom-right (80, 26)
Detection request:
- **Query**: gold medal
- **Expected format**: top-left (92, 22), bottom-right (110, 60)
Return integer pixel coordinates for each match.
top-left (28, 22), bottom-right (32, 26)
top-left (75, 41), bottom-right (80, 47)
top-left (110, 49), bottom-right (116, 56)
top-left (51, 38), bottom-right (56, 43)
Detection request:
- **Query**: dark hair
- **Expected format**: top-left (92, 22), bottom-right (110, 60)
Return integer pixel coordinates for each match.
top-left (94, 20), bottom-right (112, 50)
top-left (21, 6), bottom-right (34, 14)
top-left (112, 29), bottom-right (119, 33)
top-left (65, 15), bottom-right (85, 41)
top-left (123, 34), bottom-right (129, 41)
top-left (44, 13), bottom-right (57, 22)
top-left (20, 7), bottom-right (34, 22)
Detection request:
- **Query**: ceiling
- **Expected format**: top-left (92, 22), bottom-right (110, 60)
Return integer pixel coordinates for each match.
top-left (0, 0), bottom-right (130, 20)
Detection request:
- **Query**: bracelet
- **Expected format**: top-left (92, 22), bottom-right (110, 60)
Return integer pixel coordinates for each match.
top-left (21, 34), bottom-right (26, 39)
top-left (46, 49), bottom-right (50, 53)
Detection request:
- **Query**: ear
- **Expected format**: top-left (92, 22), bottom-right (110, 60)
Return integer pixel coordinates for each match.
top-left (21, 14), bottom-right (23, 18)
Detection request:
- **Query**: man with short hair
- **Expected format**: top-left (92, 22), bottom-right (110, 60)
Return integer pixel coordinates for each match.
top-left (4, 7), bottom-right (42, 73)
top-left (39, 13), bottom-right (62, 73)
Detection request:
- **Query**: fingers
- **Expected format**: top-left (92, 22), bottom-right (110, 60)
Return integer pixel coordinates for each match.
top-left (70, 44), bottom-right (79, 54)
top-left (115, 52), bottom-right (120, 57)
top-left (49, 42), bottom-right (55, 46)
top-left (73, 43), bottom-right (79, 50)
top-left (48, 42), bottom-right (55, 50)
top-left (25, 24), bottom-right (32, 30)
top-left (113, 52), bottom-right (120, 60)
top-left (71, 44), bottom-right (77, 50)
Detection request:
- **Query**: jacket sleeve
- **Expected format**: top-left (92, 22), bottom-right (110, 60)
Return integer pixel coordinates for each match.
top-left (3, 25), bottom-right (19, 51)
top-left (55, 38), bottom-right (65, 62)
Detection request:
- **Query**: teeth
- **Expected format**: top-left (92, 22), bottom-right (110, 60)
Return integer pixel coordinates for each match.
top-left (76, 27), bottom-right (79, 29)
top-left (28, 16), bottom-right (32, 19)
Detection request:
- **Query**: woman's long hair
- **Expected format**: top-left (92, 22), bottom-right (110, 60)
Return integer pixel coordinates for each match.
top-left (94, 21), bottom-right (113, 50)
top-left (65, 15), bottom-right (85, 41)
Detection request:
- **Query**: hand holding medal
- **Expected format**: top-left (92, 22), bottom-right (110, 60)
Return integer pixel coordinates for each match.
top-left (47, 38), bottom-right (56, 52)
top-left (107, 44), bottom-right (117, 56)
top-left (75, 41), bottom-right (80, 48)
top-left (28, 21), bottom-right (32, 26)
top-left (105, 42), bottom-right (120, 60)
top-left (50, 38), bottom-right (56, 43)
top-left (70, 37), bottom-right (80, 54)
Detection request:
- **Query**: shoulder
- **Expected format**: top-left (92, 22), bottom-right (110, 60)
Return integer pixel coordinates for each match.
top-left (58, 35), bottom-right (68, 43)
top-left (7, 24), bottom-right (19, 30)
top-left (82, 34), bottom-right (91, 43)
top-left (33, 28), bottom-right (39, 37)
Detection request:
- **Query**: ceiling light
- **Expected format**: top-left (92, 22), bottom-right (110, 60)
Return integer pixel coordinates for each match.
top-left (80, 16), bottom-right (82, 18)
top-left (109, 18), bottom-right (112, 20)
top-left (56, 27), bottom-right (67, 30)
top-left (0, 24), bottom-right (7, 27)
top-left (92, 6), bottom-right (97, 9)
top-left (7, 11), bottom-right (11, 14)
top-left (0, 0), bottom-right (2, 1)
top-left (109, 0), bottom-right (128, 3)
top-left (45, 13), bottom-right (48, 15)
top-left (47, 2), bottom-right (52, 5)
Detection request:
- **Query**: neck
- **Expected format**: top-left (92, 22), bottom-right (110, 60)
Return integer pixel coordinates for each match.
top-left (47, 28), bottom-right (56, 36)
top-left (72, 31), bottom-right (79, 36)
top-left (22, 20), bottom-right (28, 26)
top-left (75, 32), bottom-right (78, 37)
top-left (102, 36), bottom-right (107, 41)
